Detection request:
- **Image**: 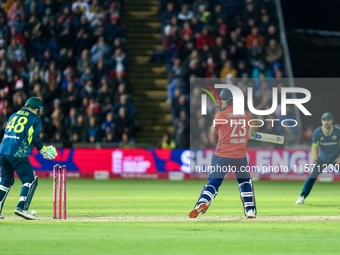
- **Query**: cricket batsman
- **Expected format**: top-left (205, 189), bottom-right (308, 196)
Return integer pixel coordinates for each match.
top-left (0, 97), bottom-right (58, 220)
top-left (296, 112), bottom-right (340, 204)
top-left (189, 88), bottom-right (256, 218)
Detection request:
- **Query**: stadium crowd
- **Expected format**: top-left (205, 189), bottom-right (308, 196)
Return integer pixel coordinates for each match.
top-left (0, 0), bottom-right (137, 147)
top-left (159, 0), bottom-right (297, 149)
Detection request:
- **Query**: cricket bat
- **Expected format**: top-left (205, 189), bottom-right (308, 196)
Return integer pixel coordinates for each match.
top-left (250, 132), bottom-right (284, 144)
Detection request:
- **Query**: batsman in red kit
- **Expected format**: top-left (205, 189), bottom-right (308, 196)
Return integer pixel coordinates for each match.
top-left (189, 88), bottom-right (256, 218)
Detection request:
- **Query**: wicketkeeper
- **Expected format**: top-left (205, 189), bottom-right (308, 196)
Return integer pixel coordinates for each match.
top-left (189, 88), bottom-right (257, 218)
top-left (0, 97), bottom-right (58, 220)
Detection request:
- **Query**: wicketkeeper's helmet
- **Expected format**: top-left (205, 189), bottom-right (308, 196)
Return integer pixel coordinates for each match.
top-left (25, 97), bottom-right (44, 116)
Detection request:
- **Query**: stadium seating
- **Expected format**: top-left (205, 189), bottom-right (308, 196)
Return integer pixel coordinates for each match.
top-left (159, 0), bottom-right (295, 149)
top-left (0, 0), bottom-right (137, 148)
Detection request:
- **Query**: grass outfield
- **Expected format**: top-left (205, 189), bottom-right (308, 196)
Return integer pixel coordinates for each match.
top-left (1, 179), bottom-right (340, 255)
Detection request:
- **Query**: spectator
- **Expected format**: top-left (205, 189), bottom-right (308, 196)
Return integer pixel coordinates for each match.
top-left (7, 37), bottom-right (26, 62)
top-left (103, 131), bottom-right (115, 143)
top-left (11, 92), bottom-right (25, 113)
top-left (158, 132), bottom-right (176, 149)
top-left (172, 94), bottom-right (189, 119)
top-left (236, 60), bottom-right (250, 78)
top-left (252, 60), bottom-right (272, 79)
top-left (302, 125), bottom-right (314, 145)
top-left (265, 25), bottom-right (279, 44)
top-left (30, 82), bottom-right (46, 98)
top-left (265, 39), bottom-right (283, 64)
top-left (23, 15), bottom-right (41, 43)
top-left (88, 116), bottom-right (100, 143)
top-left (181, 21), bottom-right (193, 38)
top-left (164, 26), bottom-right (183, 65)
top-left (108, 2), bottom-right (120, 20)
top-left (79, 66), bottom-right (94, 87)
top-left (276, 106), bottom-right (297, 144)
top-left (39, 49), bottom-right (53, 68)
top-left (77, 49), bottom-right (94, 75)
top-left (0, 39), bottom-right (6, 52)
top-left (74, 29), bottom-right (92, 56)
top-left (69, 115), bottom-right (88, 143)
top-left (118, 133), bottom-right (135, 148)
top-left (192, 0), bottom-right (209, 15)
top-left (109, 49), bottom-right (128, 74)
top-left (190, 16), bottom-right (203, 37)
top-left (246, 27), bottom-right (264, 49)
top-left (196, 27), bottom-right (215, 50)
top-left (0, 60), bottom-right (13, 82)
top-left (244, 4), bottom-right (259, 24)
top-left (61, 82), bottom-right (79, 109)
top-left (64, 108), bottom-right (78, 129)
top-left (220, 60), bottom-right (237, 82)
top-left (248, 38), bottom-right (265, 67)
top-left (113, 83), bottom-right (129, 104)
top-left (112, 94), bottom-right (136, 119)
top-left (11, 52), bottom-right (26, 75)
top-left (212, 4), bottom-right (226, 25)
top-left (84, 5), bottom-right (105, 27)
top-left (97, 79), bottom-right (113, 111)
top-left (81, 80), bottom-right (96, 99)
top-left (94, 58), bottom-right (108, 85)
top-left (231, 41), bottom-right (248, 62)
top-left (101, 112), bottom-right (115, 135)
top-left (7, 2), bottom-right (24, 25)
top-left (183, 58), bottom-right (202, 85)
top-left (105, 15), bottom-right (123, 44)
top-left (92, 17), bottom-right (105, 39)
top-left (254, 81), bottom-right (272, 110)
top-left (167, 79), bottom-right (186, 103)
top-left (173, 109), bottom-right (189, 148)
top-left (161, 2), bottom-right (176, 26)
top-left (61, 49), bottom-right (77, 70)
top-left (10, 13), bottom-right (25, 34)
top-left (0, 73), bottom-right (10, 99)
top-left (259, 14), bottom-right (271, 35)
top-left (114, 107), bottom-right (134, 140)
top-left (90, 36), bottom-right (111, 64)
top-left (44, 61), bottom-right (61, 85)
top-left (72, 0), bottom-right (90, 13)
top-left (177, 4), bottom-right (194, 22)
top-left (167, 58), bottom-right (184, 82)
top-left (48, 117), bottom-right (63, 143)
top-left (212, 37), bottom-right (225, 61)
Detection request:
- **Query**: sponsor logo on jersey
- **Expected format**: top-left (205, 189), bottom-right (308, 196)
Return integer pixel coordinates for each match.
top-left (320, 142), bottom-right (337, 146)
top-left (4, 134), bottom-right (19, 139)
top-left (332, 135), bottom-right (337, 140)
top-left (321, 137), bottom-right (324, 140)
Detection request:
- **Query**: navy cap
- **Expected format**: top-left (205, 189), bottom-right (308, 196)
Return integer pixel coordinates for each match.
top-left (321, 112), bottom-right (333, 120)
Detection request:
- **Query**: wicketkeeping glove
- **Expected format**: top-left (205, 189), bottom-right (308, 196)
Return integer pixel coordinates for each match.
top-left (40, 145), bottom-right (58, 160)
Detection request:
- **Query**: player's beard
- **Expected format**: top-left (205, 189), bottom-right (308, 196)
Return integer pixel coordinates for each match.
top-left (221, 100), bottom-right (231, 110)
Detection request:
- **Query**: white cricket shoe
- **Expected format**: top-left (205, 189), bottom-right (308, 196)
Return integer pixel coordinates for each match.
top-left (246, 209), bottom-right (256, 218)
top-left (0, 214), bottom-right (4, 219)
top-left (295, 196), bottom-right (305, 204)
top-left (14, 207), bottom-right (36, 220)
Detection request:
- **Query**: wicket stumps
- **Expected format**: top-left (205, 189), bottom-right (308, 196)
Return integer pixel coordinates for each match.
top-left (53, 164), bottom-right (66, 219)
